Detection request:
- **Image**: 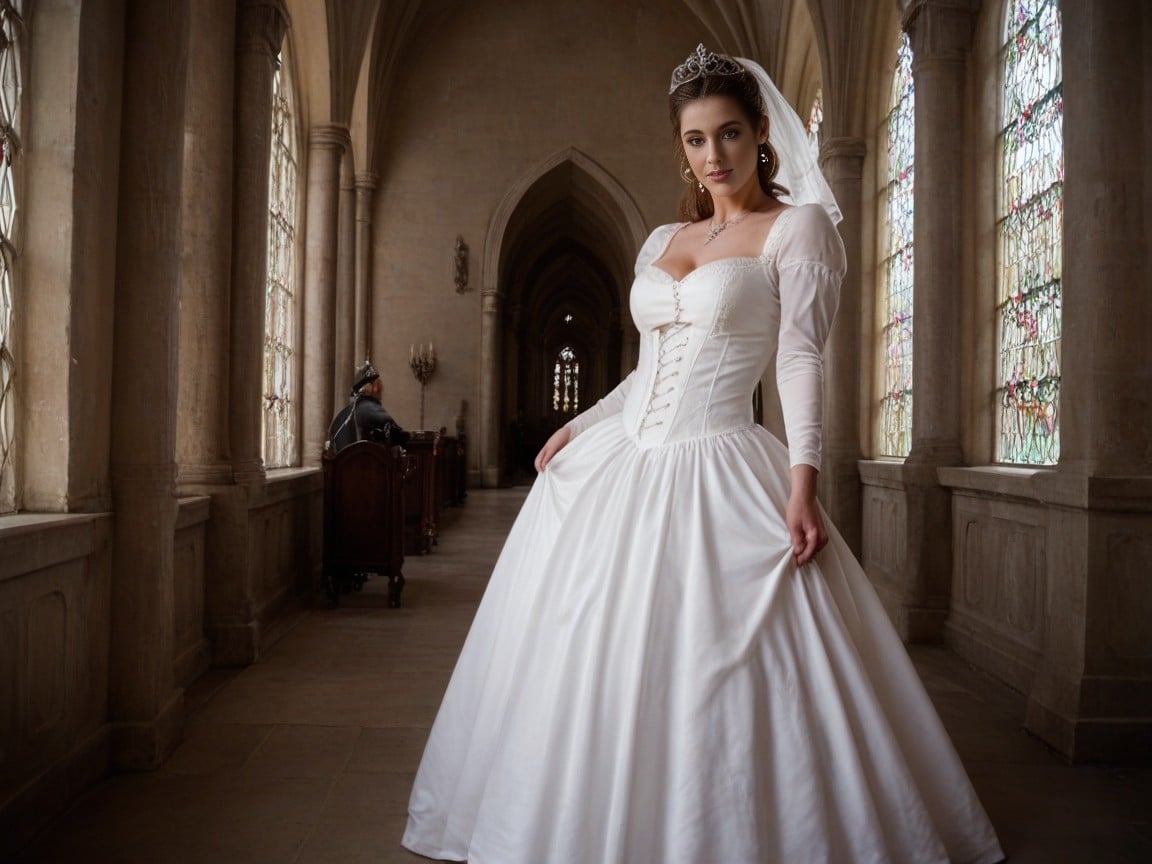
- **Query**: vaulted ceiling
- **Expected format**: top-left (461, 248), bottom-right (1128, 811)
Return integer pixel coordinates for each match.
top-left (291, 0), bottom-right (888, 171)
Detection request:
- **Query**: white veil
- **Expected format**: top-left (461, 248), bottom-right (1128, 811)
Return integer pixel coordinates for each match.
top-left (735, 56), bottom-right (842, 225)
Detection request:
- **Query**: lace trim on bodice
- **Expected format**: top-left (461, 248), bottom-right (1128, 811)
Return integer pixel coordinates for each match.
top-left (637, 207), bottom-right (804, 436)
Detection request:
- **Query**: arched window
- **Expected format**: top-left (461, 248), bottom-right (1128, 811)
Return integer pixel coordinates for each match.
top-left (806, 87), bottom-right (823, 160)
top-left (552, 346), bottom-right (580, 416)
top-left (0, 1), bottom-right (23, 513)
top-left (262, 50), bottom-right (300, 468)
top-left (877, 32), bottom-right (914, 458)
top-left (996, 0), bottom-right (1062, 465)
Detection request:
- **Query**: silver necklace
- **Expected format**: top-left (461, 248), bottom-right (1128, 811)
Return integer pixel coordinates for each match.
top-left (704, 211), bottom-right (749, 244)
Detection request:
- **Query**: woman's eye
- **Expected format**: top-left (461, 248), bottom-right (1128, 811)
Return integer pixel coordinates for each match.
top-left (686, 137), bottom-right (704, 147)
top-left (723, 129), bottom-right (739, 139)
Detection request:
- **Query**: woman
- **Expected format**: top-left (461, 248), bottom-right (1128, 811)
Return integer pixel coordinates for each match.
top-left (402, 45), bottom-right (1004, 864)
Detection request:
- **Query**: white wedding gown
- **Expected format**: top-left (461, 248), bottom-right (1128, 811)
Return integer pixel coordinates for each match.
top-left (402, 204), bottom-right (1004, 864)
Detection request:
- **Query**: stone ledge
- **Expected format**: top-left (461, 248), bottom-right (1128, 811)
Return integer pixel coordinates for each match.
top-left (260, 466), bottom-right (321, 506)
top-left (0, 513), bottom-right (113, 581)
top-left (939, 465), bottom-right (1152, 511)
top-left (175, 495), bottom-right (211, 530)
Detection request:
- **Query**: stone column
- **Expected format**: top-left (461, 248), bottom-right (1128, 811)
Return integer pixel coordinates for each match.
top-left (334, 148), bottom-right (357, 400)
top-left (229, 0), bottom-right (289, 485)
top-left (302, 124), bottom-right (350, 464)
top-left (479, 284), bottom-right (503, 487)
top-left (176, 0), bottom-right (235, 488)
top-left (206, 0), bottom-right (289, 667)
top-left (1021, 0), bottom-right (1152, 761)
top-left (108, 0), bottom-right (190, 770)
top-left (354, 172), bottom-right (378, 364)
top-left (1059, 1), bottom-right (1150, 477)
top-left (896, 0), bottom-right (977, 639)
top-left (818, 136), bottom-right (867, 555)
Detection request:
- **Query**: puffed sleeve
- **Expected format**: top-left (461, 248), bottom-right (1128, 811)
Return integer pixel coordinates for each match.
top-left (562, 224), bottom-right (682, 440)
top-left (774, 204), bottom-right (846, 470)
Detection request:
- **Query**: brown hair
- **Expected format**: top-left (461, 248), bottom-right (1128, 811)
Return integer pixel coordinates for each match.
top-left (669, 68), bottom-right (789, 222)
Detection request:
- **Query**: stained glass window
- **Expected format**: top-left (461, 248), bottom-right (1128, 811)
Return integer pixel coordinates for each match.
top-left (262, 52), bottom-right (299, 468)
top-left (0, 1), bottom-right (23, 514)
top-left (806, 87), bottom-right (823, 161)
top-left (552, 346), bottom-right (580, 415)
top-left (877, 32), bottom-right (914, 458)
top-left (996, 0), bottom-right (1062, 465)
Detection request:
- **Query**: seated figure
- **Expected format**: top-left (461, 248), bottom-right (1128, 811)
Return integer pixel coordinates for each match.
top-left (327, 360), bottom-right (411, 454)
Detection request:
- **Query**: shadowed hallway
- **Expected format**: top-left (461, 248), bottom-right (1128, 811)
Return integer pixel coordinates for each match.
top-left (8, 489), bottom-right (1151, 864)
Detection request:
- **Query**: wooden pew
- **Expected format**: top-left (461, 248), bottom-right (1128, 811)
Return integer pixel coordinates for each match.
top-left (321, 441), bottom-right (409, 607)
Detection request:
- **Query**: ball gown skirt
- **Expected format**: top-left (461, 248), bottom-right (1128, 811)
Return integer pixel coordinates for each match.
top-left (402, 207), bottom-right (1003, 863)
top-left (401, 419), bottom-right (1002, 864)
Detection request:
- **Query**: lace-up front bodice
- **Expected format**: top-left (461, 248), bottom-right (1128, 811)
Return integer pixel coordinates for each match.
top-left (567, 203), bottom-right (846, 469)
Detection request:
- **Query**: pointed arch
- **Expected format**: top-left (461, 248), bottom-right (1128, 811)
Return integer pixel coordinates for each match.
top-left (477, 147), bottom-right (649, 487)
top-left (482, 146), bottom-right (648, 307)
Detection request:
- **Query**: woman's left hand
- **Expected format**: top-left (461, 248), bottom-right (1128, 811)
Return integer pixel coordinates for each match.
top-left (786, 465), bottom-right (828, 566)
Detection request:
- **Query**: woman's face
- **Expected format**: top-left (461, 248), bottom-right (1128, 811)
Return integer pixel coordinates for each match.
top-left (678, 95), bottom-right (767, 201)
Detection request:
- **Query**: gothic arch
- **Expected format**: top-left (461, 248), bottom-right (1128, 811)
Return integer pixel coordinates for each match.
top-left (476, 147), bottom-right (648, 487)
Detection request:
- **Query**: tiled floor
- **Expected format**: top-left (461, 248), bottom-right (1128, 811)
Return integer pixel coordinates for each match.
top-left (11, 488), bottom-right (1152, 864)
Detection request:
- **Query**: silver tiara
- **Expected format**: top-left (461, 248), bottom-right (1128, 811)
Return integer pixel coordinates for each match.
top-left (669, 44), bottom-right (745, 94)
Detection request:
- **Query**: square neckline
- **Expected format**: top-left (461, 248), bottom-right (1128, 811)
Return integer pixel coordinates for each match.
top-left (648, 205), bottom-right (795, 283)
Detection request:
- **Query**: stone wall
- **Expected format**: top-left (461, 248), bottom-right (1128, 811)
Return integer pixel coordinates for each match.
top-left (858, 0), bottom-right (1152, 761)
top-left (368, 0), bottom-right (708, 484)
top-left (0, 516), bottom-right (112, 850)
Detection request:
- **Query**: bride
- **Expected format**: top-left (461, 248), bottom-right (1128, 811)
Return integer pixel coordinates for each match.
top-left (401, 45), bottom-right (1004, 864)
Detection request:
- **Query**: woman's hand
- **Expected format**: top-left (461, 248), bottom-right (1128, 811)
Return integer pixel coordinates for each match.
top-left (786, 465), bottom-right (828, 566)
top-left (534, 426), bottom-right (572, 472)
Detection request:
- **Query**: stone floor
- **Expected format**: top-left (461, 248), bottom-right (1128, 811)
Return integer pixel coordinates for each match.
top-left (10, 488), bottom-right (1152, 864)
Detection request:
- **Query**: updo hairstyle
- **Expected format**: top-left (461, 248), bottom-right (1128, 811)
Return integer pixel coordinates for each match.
top-left (669, 68), bottom-right (789, 222)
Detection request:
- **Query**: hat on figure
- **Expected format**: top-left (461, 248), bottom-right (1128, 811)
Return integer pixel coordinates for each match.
top-left (351, 359), bottom-right (379, 395)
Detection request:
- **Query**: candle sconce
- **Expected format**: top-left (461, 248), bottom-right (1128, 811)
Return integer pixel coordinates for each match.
top-left (409, 343), bottom-right (437, 429)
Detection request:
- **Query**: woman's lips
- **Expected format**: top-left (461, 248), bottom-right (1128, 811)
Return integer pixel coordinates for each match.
top-left (707, 170), bottom-right (733, 181)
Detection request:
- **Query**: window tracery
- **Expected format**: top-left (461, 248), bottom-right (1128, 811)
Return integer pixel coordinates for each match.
top-left (552, 346), bottom-right (580, 415)
top-left (0, 0), bottom-right (23, 513)
top-left (877, 32), bottom-right (914, 458)
top-left (996, 0), bottom-right (1063, 465)
top-left (262, 51), bottom-right (299, 468)
top-left (806, 87), bottom-right (823, 161)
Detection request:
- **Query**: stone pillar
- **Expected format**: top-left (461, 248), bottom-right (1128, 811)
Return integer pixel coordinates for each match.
top-left (229, 0), bottom-right (288, 486)
top-left (108, 0), bottom-right (190, 770)
top-left (885, 0), bottom-right (976, 640)
top-left (818, 136), bottom-right (867, 555)
top-left (302, 124), bottom-right (351, 464)
top-left (479, 285), bottom-right (503, 487)
top-left (176, 0), bottom-right (235, 488)
top-left (334, 148), bottom-right (357, 401)
top-left (354, 172), bottom-right (378, 365)
top-left (1059, 1), bottom-right (1150, 477)
top-left (206, 0), bottom-right (289, 667)
top-left (1022, 0), bottom-right (1152, 761)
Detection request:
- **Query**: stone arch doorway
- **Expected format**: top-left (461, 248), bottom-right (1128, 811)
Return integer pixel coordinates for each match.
top-left (479, 148), bottom-right (647, 487)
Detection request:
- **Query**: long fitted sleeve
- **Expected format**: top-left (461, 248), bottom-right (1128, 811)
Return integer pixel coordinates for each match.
top-left (563, 372), bottom-right (635, 440)
top-left (774, 204), bottom-right (846, 471)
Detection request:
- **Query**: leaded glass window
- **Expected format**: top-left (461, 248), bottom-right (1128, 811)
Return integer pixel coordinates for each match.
top-left (806, 87), bottom-right (823, 161)
top-left (0, 1), bottom-right (23, 514)
top-left (877, 33), bottom-right (914, 458)
top-left (262, 53), bottom-right (299, 468)
top-left (552, 346), bottom-right (580, 415)
top-left (996, 0), bottom-right (1062, 465)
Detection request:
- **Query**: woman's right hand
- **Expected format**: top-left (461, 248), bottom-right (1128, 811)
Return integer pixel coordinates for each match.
top-left (534, 426), bottom-right (572, 472)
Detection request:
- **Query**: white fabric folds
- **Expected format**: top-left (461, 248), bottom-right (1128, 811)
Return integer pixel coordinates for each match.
top-left (402, 208), bottom-right (1002, 864)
